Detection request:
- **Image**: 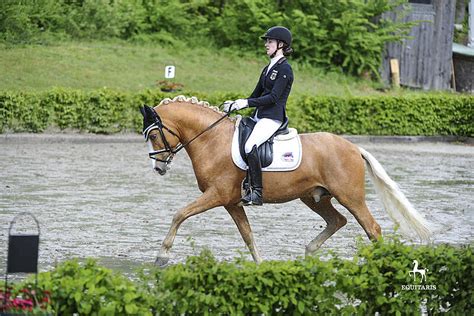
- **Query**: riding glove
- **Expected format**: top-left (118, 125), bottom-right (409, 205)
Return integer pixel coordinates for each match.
top-left (223, 99), bottom-right (248, 113)
top-left (223, 100), bottom-right (234, 112)
top-left (234, 99), bottom-right (248, 110)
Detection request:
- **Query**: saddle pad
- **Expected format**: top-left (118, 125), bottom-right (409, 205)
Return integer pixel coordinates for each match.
top-left (231, 122), bottom-right (302, 172)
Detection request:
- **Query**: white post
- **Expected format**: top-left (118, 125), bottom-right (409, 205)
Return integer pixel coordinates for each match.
top-left (469, 0), bottom-right (474, 47)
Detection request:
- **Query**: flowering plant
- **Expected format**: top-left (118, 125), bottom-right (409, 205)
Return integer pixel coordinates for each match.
top-left (0, 286), bottom-right (51, 315)
top-left (157, 80), bottom-right (184, 92)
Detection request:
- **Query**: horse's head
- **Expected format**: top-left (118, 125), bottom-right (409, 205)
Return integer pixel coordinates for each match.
top-left (140, 105), bottom-right (182, 176)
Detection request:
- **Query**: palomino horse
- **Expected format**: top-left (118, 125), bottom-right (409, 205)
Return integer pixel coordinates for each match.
top-left (140, 96), bottom-right (431, 266)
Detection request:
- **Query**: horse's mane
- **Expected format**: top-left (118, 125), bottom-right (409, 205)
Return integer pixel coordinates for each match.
top-left (158, 95), bottom-right (226, 115)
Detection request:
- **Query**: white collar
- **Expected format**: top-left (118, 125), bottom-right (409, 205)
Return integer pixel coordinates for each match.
top-left (266, 53), bottom-right (284, 74)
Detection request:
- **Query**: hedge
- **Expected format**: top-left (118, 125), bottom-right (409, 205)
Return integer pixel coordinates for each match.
top-left (1, 237), bottom-right (472, 315)
top-left (0, 88), bottom-right (472, 136)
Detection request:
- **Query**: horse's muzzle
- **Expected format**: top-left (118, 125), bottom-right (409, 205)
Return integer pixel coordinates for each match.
top-left (154, 166), bottom-right (167, 176)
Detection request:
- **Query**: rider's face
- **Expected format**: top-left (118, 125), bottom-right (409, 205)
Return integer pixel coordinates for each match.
top-left (264, 39), bottom-right (278, 57)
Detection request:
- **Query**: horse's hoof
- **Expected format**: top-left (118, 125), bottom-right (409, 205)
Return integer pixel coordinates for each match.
top-left (155, 256), bottom-right (170, 267)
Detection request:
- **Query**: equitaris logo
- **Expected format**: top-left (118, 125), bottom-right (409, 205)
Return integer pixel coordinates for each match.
top-left (401, 260), bottom-right (437, 291)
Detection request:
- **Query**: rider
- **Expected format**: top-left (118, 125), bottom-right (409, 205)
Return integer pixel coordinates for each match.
top-left (224, 26), bottom-right (294, 206)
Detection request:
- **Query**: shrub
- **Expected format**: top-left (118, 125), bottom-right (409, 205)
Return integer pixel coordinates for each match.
top-left (4, 237), bottom-right (471, 315)
top-left (288, 95), bottom-right (474, 136)
top-left (11, 259), bottom-right (153, 315)
top-left (0, 0), bottom-right (414, 77)
top-left (137, 238), bottom-right (473, 315)
top-left (1, 89), bottom-right (472, 136)
top-left (335, 238), bottom-right (474, 315)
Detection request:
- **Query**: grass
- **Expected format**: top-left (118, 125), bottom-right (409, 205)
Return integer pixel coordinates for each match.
top-left (0, 40), bottom-right (399, 97)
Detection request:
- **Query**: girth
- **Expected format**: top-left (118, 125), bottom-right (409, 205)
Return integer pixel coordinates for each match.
top-left (238, 117), bottom-right (289, 168)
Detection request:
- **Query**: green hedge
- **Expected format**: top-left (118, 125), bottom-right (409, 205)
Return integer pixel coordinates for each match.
top-left (3, 237), bottom-right (472, 315)
top-left (289, 95), bottom-right (474, 136)
top-left (0, 88), bottom-right (472, 136)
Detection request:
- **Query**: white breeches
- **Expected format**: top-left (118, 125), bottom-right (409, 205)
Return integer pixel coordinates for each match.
top-left (245, 117), bottom-right (282, 153)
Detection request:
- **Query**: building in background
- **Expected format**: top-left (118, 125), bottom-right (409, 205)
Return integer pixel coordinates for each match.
top-left (380, 0), bottom-right (456, 91)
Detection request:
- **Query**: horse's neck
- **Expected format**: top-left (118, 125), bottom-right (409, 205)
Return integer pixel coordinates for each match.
top-left (162, 103), bottom-right (232, 154)
top-left (413, 260), bottom-right (419, 269)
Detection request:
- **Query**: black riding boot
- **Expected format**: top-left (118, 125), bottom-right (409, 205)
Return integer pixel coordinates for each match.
top-left (241, 145), bottom-right (263, 206)
top-left (242, 170), bottom-right (250, 196)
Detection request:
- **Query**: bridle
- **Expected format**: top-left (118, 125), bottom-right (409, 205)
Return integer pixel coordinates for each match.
top-left (143, 106), bottom-right (231, 166)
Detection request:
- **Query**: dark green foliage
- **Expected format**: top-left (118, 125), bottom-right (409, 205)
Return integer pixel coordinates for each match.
top-left (1, 89), bottom-right (472, 136)
top-left (4, 237), bottom-right (472, 315)
top-left (28, 259), bottom-right (153, 315)
top-left (335, 238), bottom-right (474, 315)
top-left (140, 250), bottom-right (340, 315)
top-left (0, 88), bottom-right (166, 134)
top-left (288, 95), bottom-right (474, 136)
top-left (0, 0), bottom-right (414, 77)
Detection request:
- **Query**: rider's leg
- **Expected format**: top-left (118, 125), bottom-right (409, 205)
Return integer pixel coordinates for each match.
top-left (241, 118), bottom-right (281, 206)
top-left (242, 145), bottom-right (263, 205)
top-left (244, 118), bottom-right (282, 154)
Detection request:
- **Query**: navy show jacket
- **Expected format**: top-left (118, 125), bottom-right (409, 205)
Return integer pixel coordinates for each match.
top-left (247, 57), bottom-right (294, 122)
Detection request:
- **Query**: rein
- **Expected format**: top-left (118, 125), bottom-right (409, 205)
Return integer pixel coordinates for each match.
top-left (144, 106), bottom-right (231, 163)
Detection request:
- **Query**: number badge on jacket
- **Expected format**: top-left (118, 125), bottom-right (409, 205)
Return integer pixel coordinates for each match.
top-left (270, 70), bottom-right (278, 80)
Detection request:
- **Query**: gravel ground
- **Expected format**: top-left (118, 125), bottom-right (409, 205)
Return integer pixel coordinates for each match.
top-left (1, 133), bottom-right (472, 273)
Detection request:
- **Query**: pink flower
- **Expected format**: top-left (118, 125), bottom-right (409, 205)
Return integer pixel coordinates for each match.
top-left (12, 297), bottom-right (34, 307)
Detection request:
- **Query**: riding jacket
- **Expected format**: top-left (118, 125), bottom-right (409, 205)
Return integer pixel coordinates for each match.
top-left (247, 57), bottom-right (294, 123)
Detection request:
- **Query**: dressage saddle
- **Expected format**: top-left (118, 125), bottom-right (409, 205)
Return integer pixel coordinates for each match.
top-left (238, 117), bottom-right (289, 168)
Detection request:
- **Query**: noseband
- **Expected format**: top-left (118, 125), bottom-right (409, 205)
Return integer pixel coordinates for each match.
top-left (143, 106), bottom-right (230, 166)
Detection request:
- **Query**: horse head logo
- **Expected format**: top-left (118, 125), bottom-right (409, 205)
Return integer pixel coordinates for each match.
top-left (408, 260), bottom-right (428, 282)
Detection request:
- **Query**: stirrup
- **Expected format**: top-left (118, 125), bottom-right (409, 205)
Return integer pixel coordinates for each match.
top-left (241, 188), bottom-right (263, 206)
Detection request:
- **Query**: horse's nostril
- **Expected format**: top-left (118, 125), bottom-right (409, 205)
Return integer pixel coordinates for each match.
top-left (155, 167), bottom-right (166, 175)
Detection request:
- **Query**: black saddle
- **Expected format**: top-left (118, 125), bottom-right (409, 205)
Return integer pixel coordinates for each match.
top-left (238, 117), bottom-right (289, 168)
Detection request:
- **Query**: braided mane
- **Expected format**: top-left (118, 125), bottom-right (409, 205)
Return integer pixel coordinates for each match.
top-left (158, 95), bottom-right (225, 115)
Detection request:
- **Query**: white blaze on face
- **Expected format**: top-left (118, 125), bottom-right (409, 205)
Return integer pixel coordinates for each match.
top-left (147, 140), bottom-right (156, 170)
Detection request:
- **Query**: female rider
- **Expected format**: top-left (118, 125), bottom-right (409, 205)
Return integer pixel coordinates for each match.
top-left (224, 26), bottom-right (294, 206)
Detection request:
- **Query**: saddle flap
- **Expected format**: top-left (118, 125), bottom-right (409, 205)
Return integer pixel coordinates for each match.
top-left (275, 128), bottom-right (297, 141)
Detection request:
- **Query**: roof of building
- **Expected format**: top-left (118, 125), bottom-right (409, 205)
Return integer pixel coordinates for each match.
top-left (452, 43), bottom-right (474, 57)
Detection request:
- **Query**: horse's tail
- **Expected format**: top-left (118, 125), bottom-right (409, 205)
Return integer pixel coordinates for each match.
top-left (359, 147), bottom-right (432, 242)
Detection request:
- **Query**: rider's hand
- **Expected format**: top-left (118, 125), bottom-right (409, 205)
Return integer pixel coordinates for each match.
top-left (233, 99), bottom-right (248, 111)
top-left (223, 100), bottom-right (234, 113)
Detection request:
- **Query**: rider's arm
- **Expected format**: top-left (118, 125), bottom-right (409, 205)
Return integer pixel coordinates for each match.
top-left (249, 68), bottom-right (266, 99)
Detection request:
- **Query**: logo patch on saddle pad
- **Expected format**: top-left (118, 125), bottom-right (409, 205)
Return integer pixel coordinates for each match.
top-left (281, 152), bottom-right (294, 162)
top-left (231, 121), bottom-right (302, 172)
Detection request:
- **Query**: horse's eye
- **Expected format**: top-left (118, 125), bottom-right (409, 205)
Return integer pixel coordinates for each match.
top-left (150, 134), bottom-right (157, 141)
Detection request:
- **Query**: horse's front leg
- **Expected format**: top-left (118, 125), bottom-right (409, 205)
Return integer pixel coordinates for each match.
top-left (156, 188), bottom-right (221, 266)
top-left (225, 205), bottom-right (263, 263)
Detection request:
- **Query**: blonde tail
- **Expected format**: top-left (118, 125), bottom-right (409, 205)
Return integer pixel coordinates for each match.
top-left (359, 147), bottom-right (432, 242)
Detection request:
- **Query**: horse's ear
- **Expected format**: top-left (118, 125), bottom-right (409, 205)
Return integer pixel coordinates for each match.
top-left (141, 105), bottom-right (156, 133)
top-left (144, 105), bottom-right (156, 117)
top-left (141, 105), bottom-right (155, 117)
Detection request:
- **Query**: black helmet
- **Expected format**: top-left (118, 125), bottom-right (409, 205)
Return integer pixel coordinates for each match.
top-left (260, 26), bottom-right (292, 47)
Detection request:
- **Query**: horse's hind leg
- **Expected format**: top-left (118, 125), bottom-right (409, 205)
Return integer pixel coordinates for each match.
top-left (337, 194), bottom-right (382, 241)
top-left (301, 195), bottom-right (347, 257)
top-left (225, 205), bottom-right (263, 263)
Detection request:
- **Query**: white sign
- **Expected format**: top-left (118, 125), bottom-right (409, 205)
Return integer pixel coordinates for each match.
top-left (400, 259), bottom-right (437, 291)
top-left (165, 65), bottom-right (175, 79)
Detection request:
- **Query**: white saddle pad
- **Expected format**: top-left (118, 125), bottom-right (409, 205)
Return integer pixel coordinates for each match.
top-left (231, 122), bottom-right (302, 172)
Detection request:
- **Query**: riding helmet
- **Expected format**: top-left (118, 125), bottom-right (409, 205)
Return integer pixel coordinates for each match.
top-left (260, 26), bottom-right (292, 47)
